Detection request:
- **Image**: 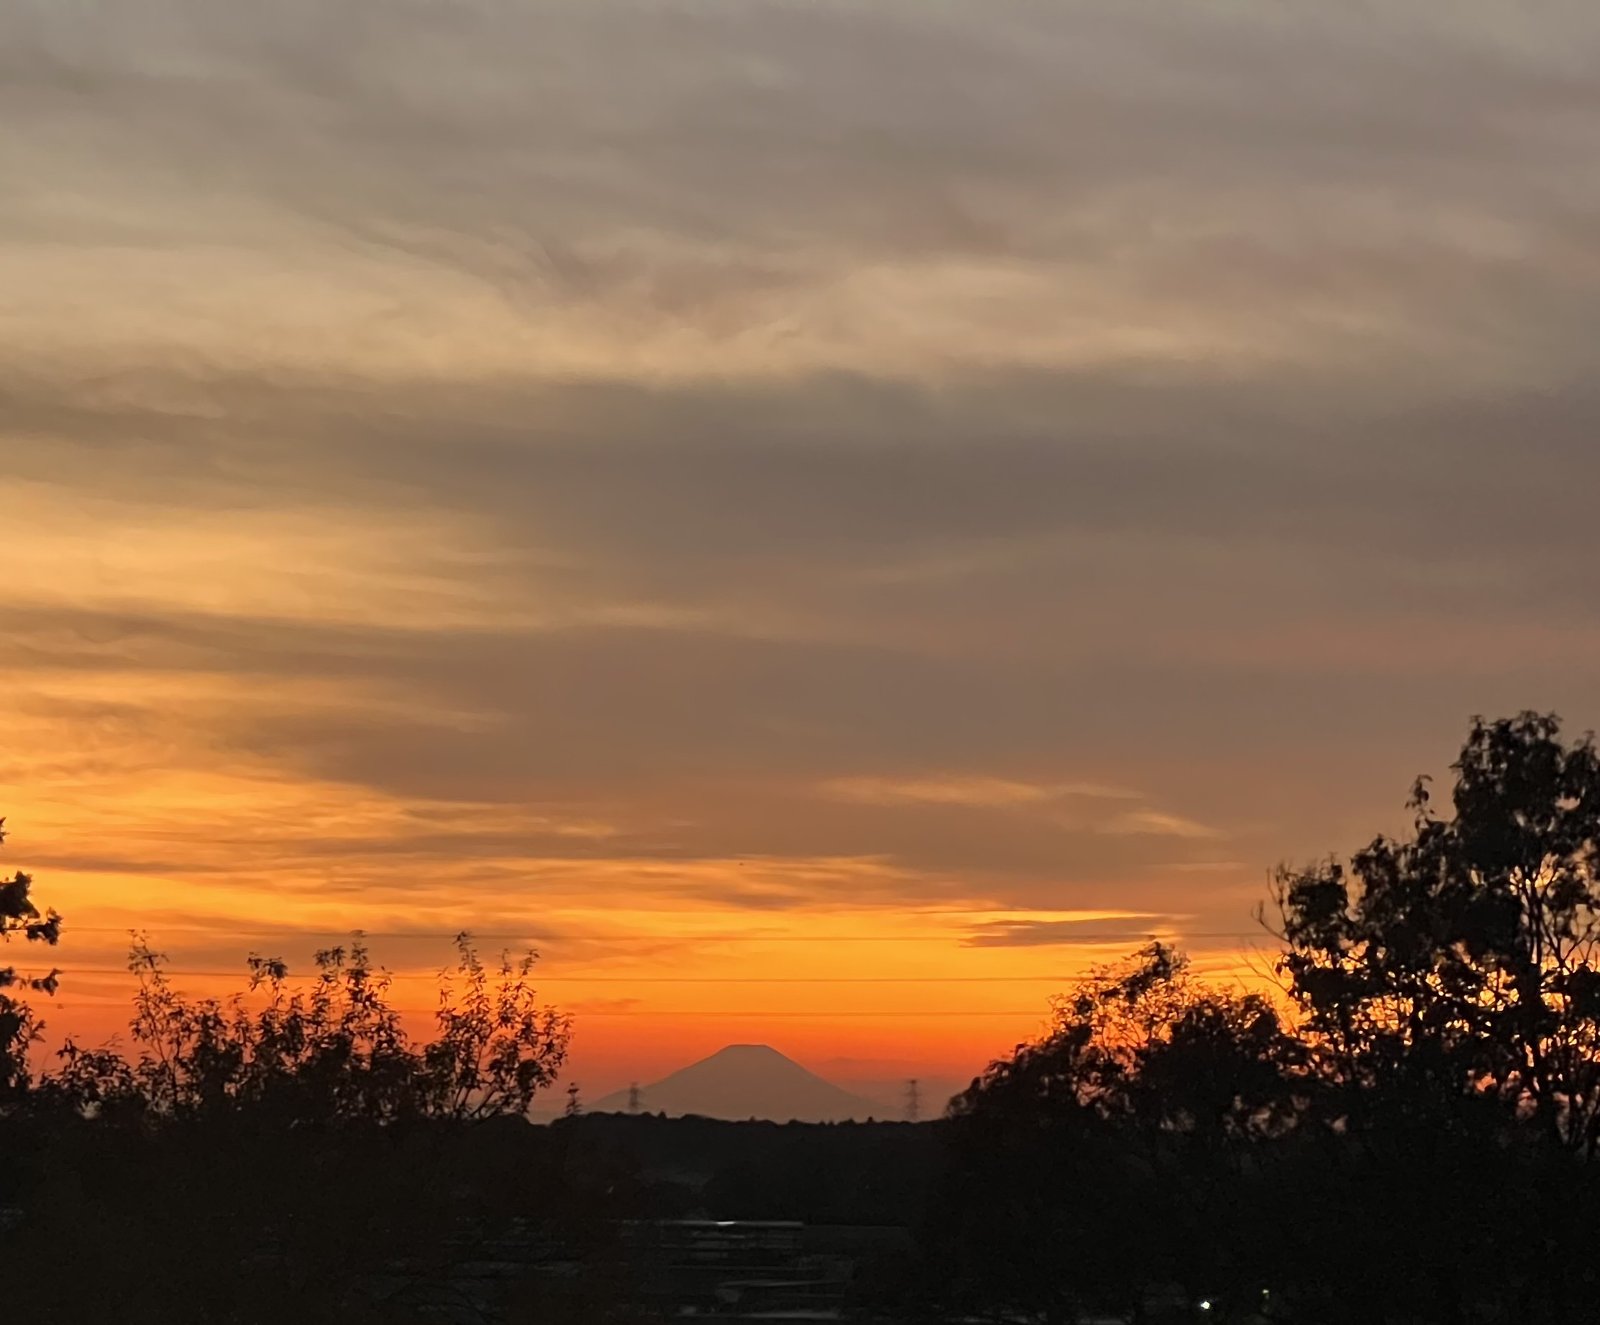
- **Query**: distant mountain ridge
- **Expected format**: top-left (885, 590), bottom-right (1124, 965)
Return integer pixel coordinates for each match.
top-left (591, 1044), bottom-right (892, 1122)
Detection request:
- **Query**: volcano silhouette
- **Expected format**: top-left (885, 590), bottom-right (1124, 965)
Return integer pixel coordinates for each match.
top-left (592, 1044), bottom-right (889, 1122)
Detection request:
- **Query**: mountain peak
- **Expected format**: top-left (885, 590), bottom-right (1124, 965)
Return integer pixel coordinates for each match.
top-left (592, 1044), bottom-right (889, 1122)
top-left (707, 1043), bottom-right (788, 1060)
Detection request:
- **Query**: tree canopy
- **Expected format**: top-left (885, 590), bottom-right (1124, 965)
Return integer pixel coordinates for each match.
top-left (1272, 711), bottom-right (1600, 1150)
top-left (43, 934), bottom-right (571, 1127)
top-left (933, 713), bottom-right (1600, 1323)
top-left (0, 819), bottom-right (61, 1097)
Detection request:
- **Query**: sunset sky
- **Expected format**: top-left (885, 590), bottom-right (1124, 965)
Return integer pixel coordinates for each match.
top-left (5, 1), bottom-right (1600, 1106)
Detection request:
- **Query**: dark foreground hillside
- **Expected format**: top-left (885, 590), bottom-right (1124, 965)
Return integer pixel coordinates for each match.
top-left (0, 1112), bottom-right (938, 1323)
top-left (559, 1112), bottom-right (941, 1226)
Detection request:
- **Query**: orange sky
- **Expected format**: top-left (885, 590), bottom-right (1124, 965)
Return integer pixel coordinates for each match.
top-left (6, 1), bottom-right (1600, 1108)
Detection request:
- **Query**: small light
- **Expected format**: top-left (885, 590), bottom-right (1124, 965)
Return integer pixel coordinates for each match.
top-left (1199, 1302), bottom-right (1212, 1312)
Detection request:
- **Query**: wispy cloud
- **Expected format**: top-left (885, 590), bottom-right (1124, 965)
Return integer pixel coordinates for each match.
top-left (1098, 809), bottom-right (1227, 841)
top-left (820, 775), bottom-right (1137, 809)
top-left (963, 916), bottom-right (1172, 949)
top-left (5, 0), bottom-right (1599, 1074)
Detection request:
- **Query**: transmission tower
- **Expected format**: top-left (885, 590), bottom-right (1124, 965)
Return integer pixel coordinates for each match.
top-left (627, 1082), bottom-right (642, 1114)
top-left (905, 1078), bottom-right (921, 1123)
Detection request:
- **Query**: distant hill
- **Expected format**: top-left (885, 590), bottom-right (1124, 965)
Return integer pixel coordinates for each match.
top-left (591, 1044), bottom-right (892, 1122)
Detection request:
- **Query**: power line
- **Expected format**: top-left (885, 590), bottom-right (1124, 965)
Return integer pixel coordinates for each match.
top-left (471, 1010), bottom-right (1055, 1019)
top-left (44, 969), bottom-right (1217, 983)
top-left (61, 926), bottom-right (1269, 942)
top-left (27, 1006), bottom-right (1071, 1020)
top-left (55, 970), bottom-right (1033, 982)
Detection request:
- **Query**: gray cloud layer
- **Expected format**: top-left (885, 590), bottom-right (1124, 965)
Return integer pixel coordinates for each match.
top-left (5, 0), bottom-right (1600, 951)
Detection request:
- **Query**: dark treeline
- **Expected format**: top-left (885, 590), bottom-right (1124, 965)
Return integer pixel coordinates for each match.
top-left (5, 711), bottom-right (1600, 1322)
top-left (921, 711), bottom-right (1600, 1324)
top-left (1, 846), bottom-right (615, 1322)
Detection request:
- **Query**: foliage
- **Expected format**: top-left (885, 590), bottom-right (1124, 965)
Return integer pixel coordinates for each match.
top-left (930, 713), bottom-right (1600, 1322)
top-left (1271, 711), bottom-right (1600, 1150)
top-left (935, 946), bottom-right (1299, 1321)
top-left (51, 932), bottom-right (571, 1125)
top-left (2, 924), bottom-right (579, 1319)
top-left (0, 819), bottom-right (60, 1098)
top-left (422, 936), bottom-right (572, 1120)
top-left (952, 942), bottom-right (1298, 1138)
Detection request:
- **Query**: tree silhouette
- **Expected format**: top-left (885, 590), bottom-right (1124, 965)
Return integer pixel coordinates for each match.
top-left (0, 819), bottom-right (60, 1098)
top-left (1271, 712), bottom-right (1600, 1152)
top-left (932, 945), bottom-right (1298, 1322)
top-left (926, 715), bottom-right (1600, 1322)
top-left (422, 934), bottom-right (572, 1120)
top-left (52, 934), bottom-right (571, 1125)
top-left (6, 932), bottom-right (580, 1322)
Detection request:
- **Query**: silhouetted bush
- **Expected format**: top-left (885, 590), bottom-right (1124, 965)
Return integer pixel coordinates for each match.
top-left (38, 933), bottom-right (569, 1126)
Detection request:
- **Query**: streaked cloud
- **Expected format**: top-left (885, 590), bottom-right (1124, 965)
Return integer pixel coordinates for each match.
top-left (1098, 809), bottom-right (1226, 842)
top-left (964, 916), bottom-right (1174, 950)
top-left (4, 0), bottom-right (1599, 1087)
top-left (820, 776), bottom-right (1137, 809)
